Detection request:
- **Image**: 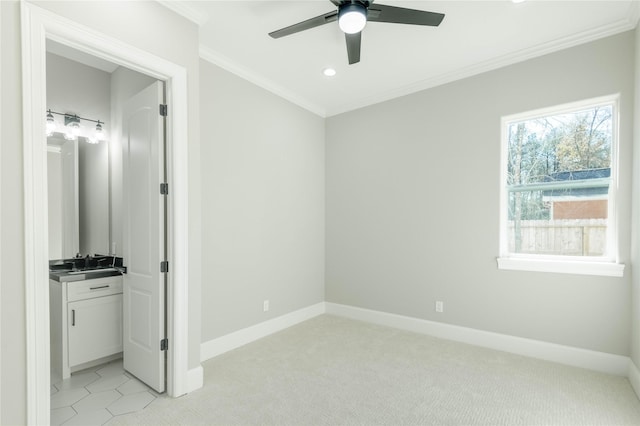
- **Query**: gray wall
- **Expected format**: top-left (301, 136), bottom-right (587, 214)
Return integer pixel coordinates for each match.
top-left (0, 1), bottom-right (202, 422)
top-left (326, 31), bottom-right (635, 356)
top-left (1, 2), bottom-right (27, 423)
top-left (47, 52), bottom-right (111, 256)
top-left (199, 60), bottom-right (325, 341)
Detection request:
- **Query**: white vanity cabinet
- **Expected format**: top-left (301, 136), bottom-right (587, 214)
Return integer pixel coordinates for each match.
top-left (50, 275), bottom-right (123, 379)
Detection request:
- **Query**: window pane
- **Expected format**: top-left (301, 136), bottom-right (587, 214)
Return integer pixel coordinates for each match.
top-left (505, 104), bottom-right (612, 257)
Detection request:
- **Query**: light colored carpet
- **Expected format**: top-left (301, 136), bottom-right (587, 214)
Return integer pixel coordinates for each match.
top-left (109, 315), bottom-right (640, 425)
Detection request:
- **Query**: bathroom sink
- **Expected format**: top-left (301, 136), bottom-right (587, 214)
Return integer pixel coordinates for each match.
top-left (49, 262), bottom-right (74, 272)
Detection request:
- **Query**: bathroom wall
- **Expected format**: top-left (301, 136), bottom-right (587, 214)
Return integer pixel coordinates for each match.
top-left (46, 52), bottom-right (111, 257)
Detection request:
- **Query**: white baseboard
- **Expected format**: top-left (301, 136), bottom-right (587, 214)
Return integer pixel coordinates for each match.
top-left (200, 302), bottom-right (326, 362)
top-left (198, 301), bottom-right (635, 395)
top-left (325, 302), bottom-right (630, 376)
top-left (629, 360), bottom-right (640, 399)
top-left (186, 365), bottom-right (204, 393)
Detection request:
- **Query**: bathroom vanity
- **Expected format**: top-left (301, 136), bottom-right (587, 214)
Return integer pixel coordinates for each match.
top-left (49, 258), bottom-right (125, 379)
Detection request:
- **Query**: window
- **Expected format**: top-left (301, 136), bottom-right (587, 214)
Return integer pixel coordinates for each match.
top-left (498, 96), bottom-right (624, 276)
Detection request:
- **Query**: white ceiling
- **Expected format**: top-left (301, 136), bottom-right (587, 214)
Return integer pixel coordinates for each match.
top-left (51, 1), bottom-right (638, 117)
top-left (167, 0), bottom-right (639, 117)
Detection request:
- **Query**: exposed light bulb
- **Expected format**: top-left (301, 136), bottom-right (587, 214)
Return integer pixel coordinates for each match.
top-left (46, 110), bottom-right (56, 136)
top-left (339, 4), bottom-right (366, 34)
top-left (64, 118), bottom-right (80, 141)
top-left (71, 122), bottom-right (80, 136)
top-left (95, 122), bottom-right (105, 142)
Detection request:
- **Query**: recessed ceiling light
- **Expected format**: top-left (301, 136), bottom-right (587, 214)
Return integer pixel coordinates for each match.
top-left (323, 67), bottom-right (337, 77)
top-left (512, 0), bottom-right (527, 3)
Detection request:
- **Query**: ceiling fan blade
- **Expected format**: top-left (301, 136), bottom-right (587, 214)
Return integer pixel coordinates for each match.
top-left (269, 10), bottom-right (338, 38)
top-left (345, 32), bottom-right (361, 65)
top-left (329, 0), bottom-right (342, 6)
top-left (367, 4), bottom-right (444, 26)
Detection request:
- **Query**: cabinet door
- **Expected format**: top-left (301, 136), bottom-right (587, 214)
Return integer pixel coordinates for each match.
top-left (68, 294), bottom-right (123, 367)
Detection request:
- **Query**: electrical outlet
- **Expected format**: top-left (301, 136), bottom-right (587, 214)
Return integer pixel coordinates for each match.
top-left (263, 300), bottom-right (269, 312)
top-left (435, 301), bottom-right (444, 313)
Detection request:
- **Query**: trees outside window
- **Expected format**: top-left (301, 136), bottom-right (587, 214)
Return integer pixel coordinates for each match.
top-left (501, 97), bottom-right (616, 260)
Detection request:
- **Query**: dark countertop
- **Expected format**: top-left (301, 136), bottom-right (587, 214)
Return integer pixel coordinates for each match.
top-left (49, 255), bottom-right (126, 282)
top-left (49, 268), bottom-right (124, 283)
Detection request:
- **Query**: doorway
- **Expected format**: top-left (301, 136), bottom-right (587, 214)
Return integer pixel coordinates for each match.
top-left (22, 3), bottom-right (193, 423)
top-left (46, 46), bottom-right (167, 423)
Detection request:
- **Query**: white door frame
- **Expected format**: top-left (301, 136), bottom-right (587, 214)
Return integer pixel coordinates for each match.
top-left (21, 3), bottom-right (191, 423)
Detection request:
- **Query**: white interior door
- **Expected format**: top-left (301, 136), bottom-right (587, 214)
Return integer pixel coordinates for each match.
top-left (122, 81), bottom-right (166, 392)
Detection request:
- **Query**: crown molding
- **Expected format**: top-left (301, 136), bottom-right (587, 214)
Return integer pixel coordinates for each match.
top-left (197, 2), bottom-right (639, 118)
top-left (199, 45), bottom-right (327, 117)
top-left (156, 0), bottom-right (209, 26)
top-left (326, 2), bottom-right (640, 116)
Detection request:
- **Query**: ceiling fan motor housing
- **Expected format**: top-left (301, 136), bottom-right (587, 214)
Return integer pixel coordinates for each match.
top-left (269, 0), bottom-right (444, 65)
top-left (340, 0), bottom-right (373, 7)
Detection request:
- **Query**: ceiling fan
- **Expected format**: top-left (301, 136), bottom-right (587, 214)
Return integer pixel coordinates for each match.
top-left (268, 0), bottom-right (445, 65)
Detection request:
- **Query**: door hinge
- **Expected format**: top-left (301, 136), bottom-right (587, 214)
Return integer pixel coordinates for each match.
top-left (159, 104), bottom-right (168, 117)
top-left (161, 261), bottom-right (169, 273)
top-left (160, 338), bottom-right (168, 351)
top-left (160, 183), bottom-right (169, 195)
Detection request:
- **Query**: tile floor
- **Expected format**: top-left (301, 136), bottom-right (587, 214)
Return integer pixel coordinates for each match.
top-left (50, 359), bottom-right (159, 425)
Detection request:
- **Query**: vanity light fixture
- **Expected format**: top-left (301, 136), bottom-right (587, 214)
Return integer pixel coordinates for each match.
top-left (46, 109), bottom-right (107, 143)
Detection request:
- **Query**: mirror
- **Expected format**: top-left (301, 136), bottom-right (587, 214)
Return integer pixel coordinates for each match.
top-left (47, 134), bottom-right (110, 259)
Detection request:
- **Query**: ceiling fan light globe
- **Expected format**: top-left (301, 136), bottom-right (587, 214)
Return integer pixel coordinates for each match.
top-left (339, 4), bottom-right (367, 34)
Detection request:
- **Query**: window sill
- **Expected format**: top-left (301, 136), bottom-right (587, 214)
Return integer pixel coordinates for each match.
top-left (496, 257), bottom-right (625, 277)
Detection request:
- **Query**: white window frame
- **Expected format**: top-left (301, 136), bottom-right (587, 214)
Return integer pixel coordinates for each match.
top-left (497, 95), bottom-right (625, 277)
